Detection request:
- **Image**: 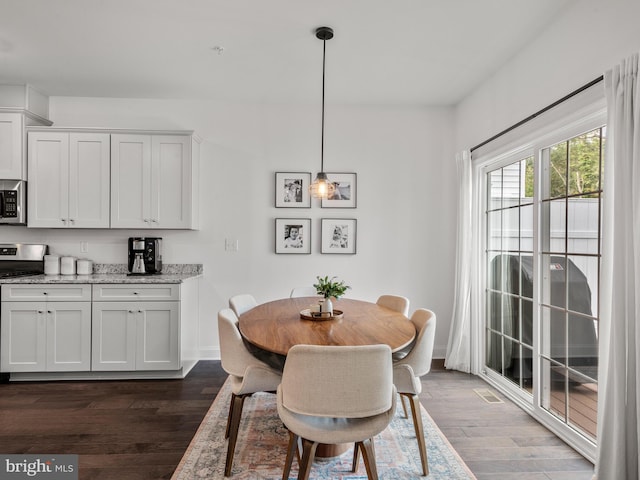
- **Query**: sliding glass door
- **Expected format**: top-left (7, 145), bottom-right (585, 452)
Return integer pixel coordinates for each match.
top-left (483, 125), bottom-right (604, 458)
top-left (486, 157), bottom-right (535, 391)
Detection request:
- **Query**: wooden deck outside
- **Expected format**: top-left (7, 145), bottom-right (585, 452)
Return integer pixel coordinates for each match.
top-left (549, 381), bottom-right (597, 438)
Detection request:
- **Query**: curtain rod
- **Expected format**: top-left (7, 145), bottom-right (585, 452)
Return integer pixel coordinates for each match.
top-left (470, 75), bottom-right (604, 153)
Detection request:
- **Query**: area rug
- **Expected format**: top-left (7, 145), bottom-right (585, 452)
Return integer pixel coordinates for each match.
top-left (172, 377), bottom-right (476, 479)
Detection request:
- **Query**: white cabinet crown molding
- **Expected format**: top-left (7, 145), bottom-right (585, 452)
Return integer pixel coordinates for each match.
top-left (0, 108), bottom-right (53, 127)
top-left (26, 126), bottom-right (196, 136)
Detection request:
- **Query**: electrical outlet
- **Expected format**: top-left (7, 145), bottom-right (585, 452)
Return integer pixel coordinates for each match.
top-left (80, 241), bottom-right (89, 253)
top-left (225, 238), bottom-right (239, 252)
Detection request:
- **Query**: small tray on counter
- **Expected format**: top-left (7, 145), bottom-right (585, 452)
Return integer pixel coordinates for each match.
top-left (299, 309), bottom-right (344, 321)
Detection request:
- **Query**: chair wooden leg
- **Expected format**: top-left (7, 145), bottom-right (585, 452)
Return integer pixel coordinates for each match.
top-left (405, 393), bottom-right (429, 476)
top-left (400, 393), bottom-right (409, 419)
top-left (282, 430), bottom-right (298, 480)
top-left (352, 442), bottom-right (360, 472)
top-left (297, 438), bottom-right (318, 480)
top-left (357, 438), bottom-right (379, 480)
top-left (295, 436), bottom-right (303, 465)
top-left (225, 393), bottom-right (247, 477)
top-left (225, 395), bottom-right (234, 439)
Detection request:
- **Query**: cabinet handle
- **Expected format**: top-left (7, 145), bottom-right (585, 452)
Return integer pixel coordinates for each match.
top-left (37, 310), bottom-right (44, 314)
top-left (61, 218), bottom-right (67, 224)
top-left (128, 310), bottom-right (135, 314)
top-left (43, 292), bottom-right (48, 295)
top-left (138, 310), bottom-right (143, 313)
top-left (47, 310), bottom-right (52, 314)
top-left (69, 218), bottom-right (75, 224)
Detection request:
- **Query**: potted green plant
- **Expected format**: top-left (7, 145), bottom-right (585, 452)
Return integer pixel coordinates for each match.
top-left (313, 276), bottom-right (350, 315)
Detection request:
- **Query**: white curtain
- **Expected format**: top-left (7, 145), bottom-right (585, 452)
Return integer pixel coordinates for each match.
top-left (445, 150), bottom-right (472, 373)
top-left (595, 53), bottom-right (640, 479)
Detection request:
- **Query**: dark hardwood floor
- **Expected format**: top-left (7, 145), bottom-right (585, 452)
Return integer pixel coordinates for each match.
top-left (0, 362), bottom-right (227, 480)
top-left (0, 361), bottom-right (595, 480)
top-left (423, 364), bottom-right (595, 480)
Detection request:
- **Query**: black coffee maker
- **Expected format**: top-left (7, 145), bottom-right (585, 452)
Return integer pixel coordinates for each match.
top-left (128, 237), bottom-right (162, 275)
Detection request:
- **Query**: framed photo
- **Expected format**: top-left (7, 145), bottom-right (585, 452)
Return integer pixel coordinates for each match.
top-left (275, 172), bottom-right (311, 208)
top-left (275, 218), bottom-right (311, 254)
top-left (321, 172), bottom-right (357, 208)
top-left (321, 218), bottom-right (357, 254)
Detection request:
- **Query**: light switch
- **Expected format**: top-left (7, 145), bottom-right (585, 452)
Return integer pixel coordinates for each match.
top-left (80, 241), bottom-right (89, 253)
top-left (225, 238), bottom-right (239, 252)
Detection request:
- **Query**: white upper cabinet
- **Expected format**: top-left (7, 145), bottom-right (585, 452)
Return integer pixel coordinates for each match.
top-left (0, 113), bottom-right (25, 179)
top-left (24, 127), bottom-right (199, 230)
top-left (0, 86), bottom-right (52, 180)
top-left (111, 133), bottom-right (198, 229)
top-left (28, 131), bottom-right (110, 228)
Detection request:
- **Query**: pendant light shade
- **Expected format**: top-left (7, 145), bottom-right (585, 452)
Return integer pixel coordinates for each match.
top-left (310, 26), bottom-right (336, 200)
top-left (309, 171), bottom-right (334, 198)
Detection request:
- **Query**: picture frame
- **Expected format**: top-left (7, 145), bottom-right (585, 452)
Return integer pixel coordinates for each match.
top-left (275, 172), bottom-right (311, 208)
top-left (321, 172), bottom-right (357, 208)
top-left (321, 218), bottom-right (357, 254)
top-left (275, 218), bottom-right (311, 254)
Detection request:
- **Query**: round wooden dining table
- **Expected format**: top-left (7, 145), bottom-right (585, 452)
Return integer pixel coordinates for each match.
top-left (238, 296), bottom-right (415, 458)
top-left (238, 296), bottom-right (415, 356)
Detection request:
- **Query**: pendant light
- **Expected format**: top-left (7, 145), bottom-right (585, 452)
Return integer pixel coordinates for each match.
top-left (309, 26), bottom-right (336, 199)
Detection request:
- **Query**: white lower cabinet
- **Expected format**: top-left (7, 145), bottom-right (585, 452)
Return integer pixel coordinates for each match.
top-left (91, 301), bottom-right (179, 371)
top-left (1, 282), bottom-right (190, 377)
top-left (1, 300), bottom-right (91, 372)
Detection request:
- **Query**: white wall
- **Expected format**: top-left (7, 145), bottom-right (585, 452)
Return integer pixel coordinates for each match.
top-left (0, 98), bottom-right (456, 358)
top-left (456, 0), bottom-right (640, 151)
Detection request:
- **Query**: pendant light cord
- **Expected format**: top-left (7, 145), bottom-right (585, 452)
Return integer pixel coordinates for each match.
top-left (321, 37), bottom-right (326, 172)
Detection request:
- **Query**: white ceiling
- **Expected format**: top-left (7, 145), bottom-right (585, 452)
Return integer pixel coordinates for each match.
top-left (0, 0), bottom-right (573, 106)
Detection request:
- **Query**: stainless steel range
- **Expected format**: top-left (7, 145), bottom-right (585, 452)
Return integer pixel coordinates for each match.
top-left (0, 243), bottom-right (48, 278)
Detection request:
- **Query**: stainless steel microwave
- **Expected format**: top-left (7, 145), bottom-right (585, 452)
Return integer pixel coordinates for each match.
top-left (0, 180), bottom-right (26, 225)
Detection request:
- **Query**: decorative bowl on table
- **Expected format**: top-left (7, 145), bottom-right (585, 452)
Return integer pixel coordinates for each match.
top-left (299, 309), bottom-right (344, 321)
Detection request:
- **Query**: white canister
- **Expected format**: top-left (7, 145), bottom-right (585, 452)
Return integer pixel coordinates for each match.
top-left (44, 255), bottom-right (60, 275)
top-left (76, 259), bottom-right (93, 275)
top-left (60, 256), bottom-right (77, 275)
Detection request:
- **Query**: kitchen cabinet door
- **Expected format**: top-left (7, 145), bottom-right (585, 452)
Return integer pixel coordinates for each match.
top-left (67, 133), bottom-right (111, 228)
top-left (27, 131), bottom-right (69, 227)
top-left (46, 302), bottom-right (92, 371)
top-left (152, 135), bottom-right (192, 229)
top-left (110, 134), bottom-right (152, 228)
top-left (92, 302), bottom-right (137, 371)
top-left (0, 112), bottom-right (25, 180)
top-left (135, 302), bottom-right (180, 370)
top-left (28, 131), bottom-right (110, 228)
top-left (0, 302), bottom-right (46, 372)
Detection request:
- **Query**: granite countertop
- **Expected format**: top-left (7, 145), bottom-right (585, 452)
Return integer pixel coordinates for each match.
top-left (0, 264), bottom-right (203, 285)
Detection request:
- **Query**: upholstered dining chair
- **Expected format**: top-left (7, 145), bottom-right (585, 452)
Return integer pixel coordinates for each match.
top-left (229, 293), bottom-right (257, 316)
top-left (217, 308), bottom-right (282, 476)
top-left (277, 344), bottom-right (396, 480)
top-left (392, 308), bottom-right (437, 476)
top-left (289, 286), bottom-right (319, 298)
top-left (376, 294), bottom-right (410, 317)
top-left (379, 295), bottom-right (412, 366)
